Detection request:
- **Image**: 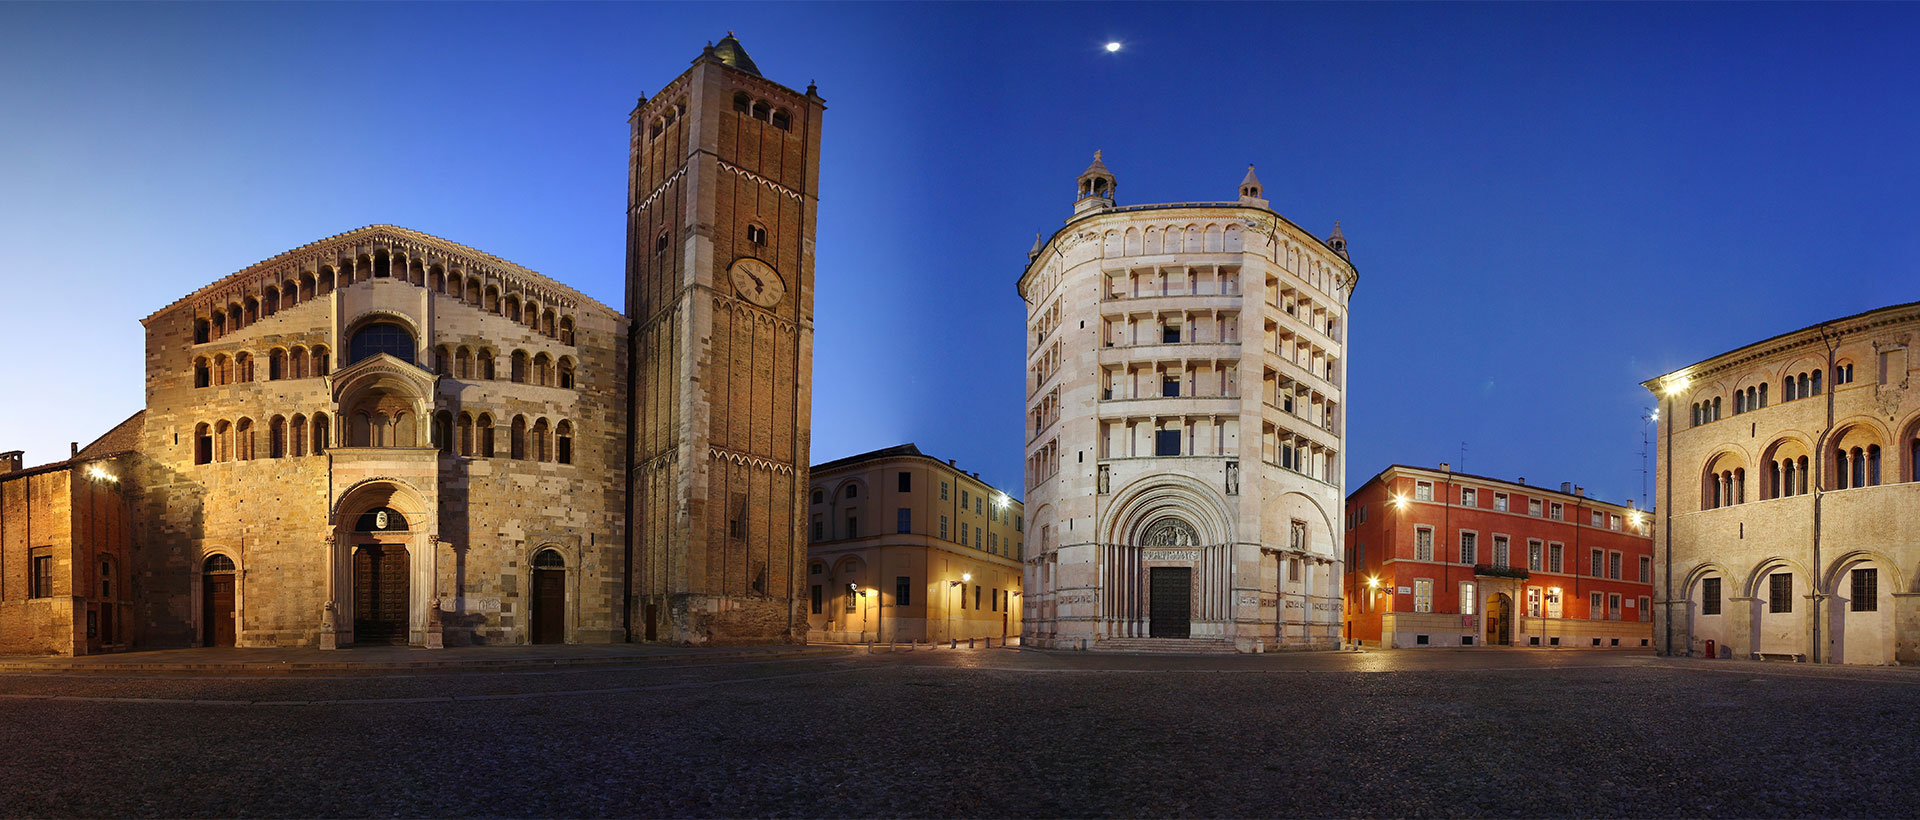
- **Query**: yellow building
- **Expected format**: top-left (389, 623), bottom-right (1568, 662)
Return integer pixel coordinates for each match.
top-left (1645, 301), bottom-right (1920, 664)
top-left (806, 444), bottom-right (1024, 644)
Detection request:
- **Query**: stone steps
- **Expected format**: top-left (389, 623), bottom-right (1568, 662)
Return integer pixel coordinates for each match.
top-left (1093, 637), bottom-right (1240, 655)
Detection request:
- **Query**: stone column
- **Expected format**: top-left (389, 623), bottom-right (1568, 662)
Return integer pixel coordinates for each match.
top-left (319, 533), bottom-right (340, 650)
top-left (425, 534), bottom-right (444, 649)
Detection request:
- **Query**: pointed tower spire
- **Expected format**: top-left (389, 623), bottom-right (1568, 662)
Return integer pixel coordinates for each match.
top-left (709, 31), bottom-right (762, 76)
top-left (1075, 150), bottom-right (1117, 215)
top-left (1237, 163), bottom-right (1268, 207)
top-left (1029, 232), bottom-right (1045, 261)
top-left (1327, 221), bottom-right (1348, 259)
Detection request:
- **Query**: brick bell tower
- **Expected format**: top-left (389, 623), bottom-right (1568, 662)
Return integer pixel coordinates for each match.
top-left (625, 34), bottom-right (824, 644)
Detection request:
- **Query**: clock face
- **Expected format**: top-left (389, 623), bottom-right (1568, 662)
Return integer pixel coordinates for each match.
top-left (728, 257), bottom-right (786, 308)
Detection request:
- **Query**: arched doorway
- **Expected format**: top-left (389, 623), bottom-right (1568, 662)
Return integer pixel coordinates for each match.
top-left (352, 507), bottom-right (411, 645)
top-left (1485, 593), bottom-right (1513, 646)
top-left (530, 549), bottom-right (566, 644)
top-left (202, 555), bottom-right (236, 647)
top-left (1144, 518), bottom-right (1197, 639)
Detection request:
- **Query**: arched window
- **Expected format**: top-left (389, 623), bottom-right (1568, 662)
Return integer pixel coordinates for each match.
top-left (269, 416), bottom-right (287, 458)
top-left (771, 109), bottom-right (790, 130)
top-left (211, 312), bottom-right (226, 339)
top-left (430, 269), bottom-right (446, 293)
top-left (290, 415), bottom-right (307, 457)
top-left (457, 412), bottom-right (474, 456)
top-left (1734, 392), bottom-right (1745, 414)
top-left (532, 419), bottom-right (550, 462)
top-left (194, 318), bottom-right (211, 344)
top-left (485, 286), bottom-right (500, 314)
top-left (733, 91), bottom-right (752, 113)
top-left (511, 351), bottom-right (529, 384)
top-left (348, 322), bottom-right (415, 365)
top-left (318, 267), bottom-right (335, 294)
top-left (559, 317), bottom-right (575, 345)
top-left (542, 309), bottom-right (556, 337)
top-left (269, 349), bottom-right (286, 380)
top-left (283, 281), bottom-right (298, 309)
top-left (455, 347), bottom-right (472, 379)
top-left (478, 413), bottom-right (495, 457)
top-left (1811, 370), bottom-right (1822, 394)
top-left (263, 289), bottom-right (280, 316)
top-left (505, 296), bottom-right (521, 323)
top-left (213, 420), bottom-right (231, 462)
top-left (558, 357), bottom-right (575, 390)
top-left (193, 357), bottom-right (210, 388)
top-left (194, 423), bottom-right (213, 465)
top-left (525, 301), bottom-right (541, 329)
top-left (235, 352), bottom-right (254, 383)
top-left (312, 412), bottom-right (330, 454)
top-left (1867, 444), bottom-right (1881, 485)
top-left (1758, 382), bottom-right (1768, 407)
top-left (467, 277), bottom-right (483, 305)
top-left (311, 345), bottom-right (331, 376)
top-left (228, 304), bottom-right (242, 331)
top-left (214, 355), bottom-right (231, 386)
top-left (556, 420), bottom-right (573, 465)
top-left (243, 297), bottom-right (258, 325)
top-left (751, 100), bottom-right (770, 121)
top-left (1712, 397), bottom-right (1722, 420)
top-left (435, 346), bottom-right (451, 375)
top-left (1783, 376), bottom-right (1794, 400)
top-left (535, 548), bottom-right (565, 568)
top-left (511, 415), bottom-right (528, 459)
top-left (373, 250), bottom-right (391, 279)
top-left (479, 349), bottom-right (496, 380)
top-left (534, 353), bottom-right (552, 387)
top-left (204, 554), bottom-right (235, 573)
top-left (235, 418), bottom-right (254, 460)
top-left (434, 411), bottom-right (452, 454)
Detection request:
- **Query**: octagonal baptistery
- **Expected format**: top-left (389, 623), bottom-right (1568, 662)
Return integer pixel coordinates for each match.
top-left (1020, 154), bottom-right (1357, 652)
top-left (133, 226), bottom-right (627, 648)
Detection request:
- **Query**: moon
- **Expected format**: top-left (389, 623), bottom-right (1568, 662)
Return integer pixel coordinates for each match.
top-left (1105, 41), bottom-right (1122, 53)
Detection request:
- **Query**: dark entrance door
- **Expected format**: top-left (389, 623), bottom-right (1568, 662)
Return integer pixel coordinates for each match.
top-left (354, 544), bottom-right (410, 645)
top-left (1149, 567), bottom-right (1192, 639)
top-left (531, 568), bottom-right (565, 644)
top-left (1487, 593), bottom-right (1512, 646)
top-left (203, 576), bottom-right (236, 647)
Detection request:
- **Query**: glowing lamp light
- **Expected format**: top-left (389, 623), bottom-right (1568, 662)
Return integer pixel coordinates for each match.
top-left (1663, 377), bottom-right (1690, 396)
top-left (1366, 576), bottom-right (1381, 589)
top-left (85, 465), bottom-right (118, 483)
top-left (1389, 493), bottom-right (1408, 509)
top-left (962, 572), bottom-right (973, 583)
top-left (1105, 41), bottom-right (1122, 52)
top-left (996, 493), bottom-right (1010, 508)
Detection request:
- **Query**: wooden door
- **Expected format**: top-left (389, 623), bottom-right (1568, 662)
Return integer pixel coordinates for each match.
top-left (1149, 567), bottom-right (1192, 639)
top-left (99, 605), bottom-right (114, 646)
top-left (204, 576), bottom-right (236, 647)
top-left (531, 568), bottom-right (565, 644)
top-left (354, 544), bottom-right (410, 645)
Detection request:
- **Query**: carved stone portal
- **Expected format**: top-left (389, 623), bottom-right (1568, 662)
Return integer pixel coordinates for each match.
top-left (1141, 518), bottom-right (1199, 547)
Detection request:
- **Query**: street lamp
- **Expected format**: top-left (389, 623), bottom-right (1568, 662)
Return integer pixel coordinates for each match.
top-left (948, 572), bottom-right (972, 645)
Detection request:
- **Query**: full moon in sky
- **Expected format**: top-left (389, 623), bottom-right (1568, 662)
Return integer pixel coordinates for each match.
top-left (1105, 41), bottom-right (1122, 52)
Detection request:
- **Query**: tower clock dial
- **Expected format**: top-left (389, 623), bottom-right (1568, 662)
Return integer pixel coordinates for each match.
top-left (728, 257), bottom-right (786, 308)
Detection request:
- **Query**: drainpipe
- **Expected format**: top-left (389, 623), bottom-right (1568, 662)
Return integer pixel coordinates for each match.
top-left (1662, 391), bottom-right (1674, 656)
top-left (1811, 325), bottom-right (1839, 663)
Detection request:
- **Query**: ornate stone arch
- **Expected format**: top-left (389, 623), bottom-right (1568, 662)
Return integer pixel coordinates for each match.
top-left (1821, 549), bottom-right (1906, 595)
top-left (1100, 472), bottom-right (1234, 547)
top-left (1740, 556), bottom-right (1812, 599)
top-left (330, 476), bottom-right (433, 526)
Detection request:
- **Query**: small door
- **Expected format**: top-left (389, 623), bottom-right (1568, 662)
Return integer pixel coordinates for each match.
top-left (1149, 567), bottom-right (1192, 639)
top-left (1487, 593), bottom-right (1512, 646)
top-left (354, 544), bottom-right (410, 645)
top-left (645, 603), bottom-right (659, 641)
top-left (99, 605), bottom-right (114, 646)
top-left (204, 576), bottom-right (236, 647)
top-left (531, 569), bottom-right (565, 644)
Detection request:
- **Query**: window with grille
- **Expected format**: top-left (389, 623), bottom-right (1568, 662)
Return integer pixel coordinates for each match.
top-left (1851, 568), bottom-right (1878, 612)
top-left (1527, 540), bottom-right (1543, 571)
top-left (1640, 556), bottom-right (1652, 583)
top-left (1414, 528), bottom-right (1433, 562)
top-left (1609, 552), bottom-right (1622, 580)
top-left (1591, 591), bottom-right (1605, 619)
top-left (1701, 577), bottom-right (1721, 615)
top-left (1549, 543), bottom-right (1563, 573)
top-left (1493, 535), bottom-right (1510, 568)
top-left (1458, 532), bottom-right (1477, 565)
top-left (31, 551), bottom-right (53, 598)
top-left (1769, 573), bottom-right (1793, 613)
top-left (1414, 481), bottom-right (1433, 501)
top-left (1414, 579), bottom-right (1433, 613)
top-left (897, 576), bottom-right (912, 607)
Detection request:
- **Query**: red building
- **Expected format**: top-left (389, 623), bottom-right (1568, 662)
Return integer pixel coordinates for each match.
top-left (1344, 464), bottom-right (1654, 649)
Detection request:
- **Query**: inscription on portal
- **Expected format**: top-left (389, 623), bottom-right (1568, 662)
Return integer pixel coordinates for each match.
top-left (1143, 549), bottom-right (1200, 562)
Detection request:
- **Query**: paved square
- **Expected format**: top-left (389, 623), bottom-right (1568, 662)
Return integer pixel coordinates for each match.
top-left (0, 647), bottom-right (1913, 817)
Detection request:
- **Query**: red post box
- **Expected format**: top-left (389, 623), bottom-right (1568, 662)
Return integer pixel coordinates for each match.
top-left (1704, 639), bottom-right (1716, 659)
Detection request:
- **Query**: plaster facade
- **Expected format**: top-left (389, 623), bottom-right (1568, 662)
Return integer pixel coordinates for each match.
top-left (1646, 301), bottom-right (1920, 665)
top-left (1344, 465), bottom-right (1654, 650)
top-left (1020, 157), bottom-right (1354, 652)
top-left (804, 444), bottom-right (1024, 644)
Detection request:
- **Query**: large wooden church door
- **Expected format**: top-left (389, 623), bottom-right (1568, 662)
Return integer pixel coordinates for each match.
top-left (354, 544), bottom-right (410, 645)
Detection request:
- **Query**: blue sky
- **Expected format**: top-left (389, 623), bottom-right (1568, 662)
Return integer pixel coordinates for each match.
top-left (1, 2), bottom-right (1915, 506)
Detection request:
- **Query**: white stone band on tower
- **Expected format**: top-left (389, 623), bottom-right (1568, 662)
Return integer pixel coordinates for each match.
top-left (1020, 155), bottom-right (1356, 652)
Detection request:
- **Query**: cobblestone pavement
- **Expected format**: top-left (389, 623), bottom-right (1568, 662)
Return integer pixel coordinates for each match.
top-left (2, 646), bottom-right (1915, 818)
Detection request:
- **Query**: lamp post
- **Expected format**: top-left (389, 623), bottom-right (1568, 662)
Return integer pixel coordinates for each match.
top-left (948, 572), bottom-right (972, 646)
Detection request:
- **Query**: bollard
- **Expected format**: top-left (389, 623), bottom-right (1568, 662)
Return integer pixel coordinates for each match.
top-left (968, 637), bottom-right (975, 649)
top-left (1256, 638), bottom-right (1264, 654)
top-left (950, 638), bottom-right (957, 649)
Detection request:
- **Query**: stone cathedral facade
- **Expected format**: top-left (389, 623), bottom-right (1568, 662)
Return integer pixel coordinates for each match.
top-left (0, 35), bottom-right (820, 653)
top-left (1020, 155), bottom-right (1354, 653)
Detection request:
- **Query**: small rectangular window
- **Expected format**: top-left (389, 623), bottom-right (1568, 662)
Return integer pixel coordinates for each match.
top-left (940, 515), bottom-right (948, 540)
top-left (1702, 577), bottom-right (1722, 615)
top-left (897, 576), bottom-right (913, 607)
top-left (1527, 540), bottom-right (1543, 572)
top-left (1851, 568), bottom-right (1878, 612)
top-left (1461, 488), bottom-right (1476, 506)
top-left (1590, 549), bottom-right (1604, 578)
top-left (1769, 573), bottom-right (1793, 613)
top-left (941, 482), bottom-right (948, 500)
top-left (31, 551), bottom-right (54, 599)
top-left (1162, 377), bottom-right (1180, 397)
top-left (1458, 532), bottom-right (1477, 565)
top-left (810, 585), bottom-right (822, 614)
top-left (1548, 543), bottom-right (1564, 574)
top-left (1639, 556), bottom-right (1652, 583)
top-left (1460, 582), bottom-right (1476, 616)
top-left (1414, 578), bottom-right (1433, 613)
top-left (898, 471), bottom-right (912, 492)
top-left (1609, 551), bottom-right (1622, 580)
top-left (961, 490), bottom-right (969, 508)
top-left (1493, 535), bottom-right (1510, 568)
top-left (1529, 498), bottom-right (1542, 516)
top-left (1414, 481), bottom-right (1433, 502)
top-left (1493, 493), bottom-right (1508, 512)
top-left (1608, 593), bottom-right (1622, 620)
top-left (897, 508), bottom-right (911, 534)
top-left (1550, 502), bottom-right (1563, 520)
top-left (846, 517), bottom-right (858, 539)
top-left (1155, 429), bottom-right (1182, 457)
top-left (1414, 528), bottom-right (1433, 562)
top-left (1591, 591), bottom-right (1605, 620)
top-left (961, 523), bottom-right (970, 547)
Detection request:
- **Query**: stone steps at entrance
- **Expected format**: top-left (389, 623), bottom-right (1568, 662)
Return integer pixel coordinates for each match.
top-left (1094, 637), bottom-right (1240, 655)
